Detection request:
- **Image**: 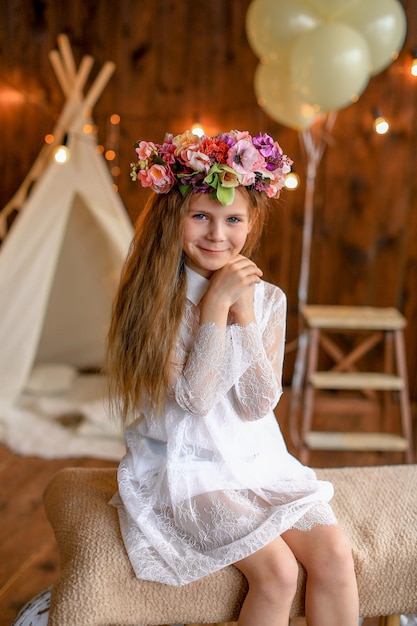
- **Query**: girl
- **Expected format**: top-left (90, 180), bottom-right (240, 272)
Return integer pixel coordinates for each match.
top-left (107, 130), bottom-right (358, 626)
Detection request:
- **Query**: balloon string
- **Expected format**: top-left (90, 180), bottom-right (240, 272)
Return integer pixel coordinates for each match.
top-left (287, 112), bottom-right (337, 453)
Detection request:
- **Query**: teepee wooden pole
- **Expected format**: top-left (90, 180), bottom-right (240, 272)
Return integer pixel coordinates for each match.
top-left (83, 61), bottom-right (115, 112)
top-left (50, 40), bottom-right (94, 103)
top-left (1, 34), bottom-right (116, 236)
top-left (49, 49), bottom-right (72, 98)
top-left (0, 143), bottom-right (52, 230)
top-left (74, 55), bottom-right (95, 96)
top-left (57, 33), bottom-right (76, 83)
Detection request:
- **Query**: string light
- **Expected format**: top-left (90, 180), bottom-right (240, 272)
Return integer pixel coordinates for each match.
top-left (105, 149), bottom-right (116, 161)
top-left (284, 171), bottom-right (300, 190)
top-left (410, 48), bottom-right (417, 77)
top-left (106, 113), bottom-right (121, 184)
top-left (53, 133), bottom-right (70, 163)
top-left (372, 109), bottom-right (390, 135)
top-left (191, 122), bottom-right (205, 137)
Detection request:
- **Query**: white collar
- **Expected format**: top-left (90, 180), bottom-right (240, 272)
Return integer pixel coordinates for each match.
top-left (185, 265), bottom-right (209, 306)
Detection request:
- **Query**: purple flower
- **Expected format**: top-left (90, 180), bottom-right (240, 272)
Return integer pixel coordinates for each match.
top-left (216, 133), bottom-right (236, 148)
top-left (253, 177), bottom-right (270, 193)
top-left (131, 129), bottom-right (292, 205)
top-left (253, 132), bottom-right (284, 171)
top-left (179, 171), bottom-right (209, 193)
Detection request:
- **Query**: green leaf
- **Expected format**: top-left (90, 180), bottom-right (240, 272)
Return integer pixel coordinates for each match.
top-left (204, 167), bottom-right (220, 189)
top-left (216, 185), bottom-right (235, 206)
top-left (178, 182), bottom-right (190, 197)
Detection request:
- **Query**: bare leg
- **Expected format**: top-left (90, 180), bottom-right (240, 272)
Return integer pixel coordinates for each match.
top-left (233, 536), bottom-right (299, 626)
top-left (282, 524), bottom-right (359, 626)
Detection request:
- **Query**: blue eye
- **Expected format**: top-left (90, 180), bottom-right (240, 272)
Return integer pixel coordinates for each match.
top-left (227, 216), bottom-right (241, 223)
top-left (192, 213), bottom-right (207, 220)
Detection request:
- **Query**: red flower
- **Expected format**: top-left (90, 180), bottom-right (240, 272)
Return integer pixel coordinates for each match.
top-left (200, 138), bottom-right (230, 163)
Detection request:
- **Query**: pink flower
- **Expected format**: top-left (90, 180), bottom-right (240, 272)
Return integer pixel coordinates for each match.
top-left (171, 131), bottom-right (211, 171)
top-left (130, 129), bottom-right (293, 205)
top-left (264, 182), bottom-right (282, 198)
top-left (135, 141), bottom-right (157, 162)
top-left (159, 143), bottom-right (176, 164)
top-left (227, 139), bottom-right (266, 175)
top-left (229, 130), bottom-right (251, 142)
top-left (138, 164), bottom-right (174, 194)
top-left (263, 171), bottom-right (286, 197)
top-left (159, 135), bottom-right (176, 164)
top-left (181, 147), bottom-right (211, 172)
top-left (281, 157), bottom-right (293, 175)
top-left (240, 171), bottom-right (256, 186)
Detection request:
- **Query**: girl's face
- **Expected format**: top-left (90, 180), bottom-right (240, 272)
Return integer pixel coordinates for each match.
top-left (183, 190), bottom-right (252, 278)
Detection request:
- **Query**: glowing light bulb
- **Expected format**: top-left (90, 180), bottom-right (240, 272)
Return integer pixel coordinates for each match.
top-left (191, 123), bottom-right (205, 138)
top-left (374, 116), bottom-right (389, 135)
top-left (53, 133), bottom-right (70, 163)
top-left (284, 172), bottom-right (300, 190)
top-left (410, 48), bottom-right (417, 77)
top-left (105, 149), bottom-right (116, 161)
top-left (53, 145), bottom-right (70, 163)
top-left (372, 108), bottom-right (389, 135)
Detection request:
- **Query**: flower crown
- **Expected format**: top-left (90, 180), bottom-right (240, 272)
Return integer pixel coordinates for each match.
top-left (130, 129), bottom-right (292, 206)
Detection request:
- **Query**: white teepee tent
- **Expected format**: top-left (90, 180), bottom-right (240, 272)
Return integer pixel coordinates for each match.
top-left (0, 35), bottom-right (133, 416)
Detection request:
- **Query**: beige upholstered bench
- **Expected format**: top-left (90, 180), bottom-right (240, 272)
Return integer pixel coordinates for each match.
top-left (43, 465), bottom-right (417, 626)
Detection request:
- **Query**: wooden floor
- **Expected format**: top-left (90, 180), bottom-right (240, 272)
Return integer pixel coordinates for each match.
top-left (0, 389), bottom-right (415, 626)
top-left (0, 444), bottom-right (117, 625)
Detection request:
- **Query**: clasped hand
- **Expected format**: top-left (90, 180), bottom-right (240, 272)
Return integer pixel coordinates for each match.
top-left (199, 255), bottom-right (263, 326)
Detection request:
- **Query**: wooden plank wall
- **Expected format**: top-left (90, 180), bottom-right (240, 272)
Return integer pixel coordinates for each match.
top-left (1, 0), bottom-right (416, 399)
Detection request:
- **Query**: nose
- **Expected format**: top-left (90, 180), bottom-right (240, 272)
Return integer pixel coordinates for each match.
top-left (207, 219), bottom-right (225, 241)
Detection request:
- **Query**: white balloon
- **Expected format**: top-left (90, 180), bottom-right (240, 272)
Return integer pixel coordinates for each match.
top-left (291, 22), bottom-right (371, 113)
top-left (304, 0), bottom-right (361, 19)
top-left (340, 0), bottom-right (407, 75)
top-left (254, 60), bottom-right (317, 130)
top-left (245, 0), bottom-right (321, 61)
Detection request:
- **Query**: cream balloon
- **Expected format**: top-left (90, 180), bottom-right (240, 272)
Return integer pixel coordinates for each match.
top-left (254, 60), bottom-right (317, 130)
top-left (245, 0), bottom-right (321, 62)
top-left (291, 22), bottom-right (371, 113)
top-left (304, 0), bottom-right (361, 19)
top-left (339, 0), bottom-right (407, 75)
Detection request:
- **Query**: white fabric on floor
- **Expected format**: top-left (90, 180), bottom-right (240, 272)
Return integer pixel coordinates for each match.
top-left (0, 374), bottom-right (125, 460)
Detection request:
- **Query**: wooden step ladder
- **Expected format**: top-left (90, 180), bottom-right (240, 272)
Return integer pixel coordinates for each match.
top-left (298, 305), bottom-right (413, 464)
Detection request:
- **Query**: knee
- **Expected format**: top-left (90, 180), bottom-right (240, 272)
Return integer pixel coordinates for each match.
top-left (311, 528), bottom-right (356, 585)
top-left (250, 548), bottom-right (299, 604)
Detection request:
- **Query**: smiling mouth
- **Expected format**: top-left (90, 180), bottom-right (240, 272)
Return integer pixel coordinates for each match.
top-left (199, 247), bottom-right (228, 254)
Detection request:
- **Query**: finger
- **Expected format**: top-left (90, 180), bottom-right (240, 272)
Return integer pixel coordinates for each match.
top-left (228, 256), bottom-right (263, 276)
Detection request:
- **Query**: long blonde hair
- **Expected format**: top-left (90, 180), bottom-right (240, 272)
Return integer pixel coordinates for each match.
top-left (106, 186), bottom-right (272, 425)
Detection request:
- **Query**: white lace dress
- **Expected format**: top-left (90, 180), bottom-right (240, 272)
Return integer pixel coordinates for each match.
top-left (110, 266), bottom-right (336, 586)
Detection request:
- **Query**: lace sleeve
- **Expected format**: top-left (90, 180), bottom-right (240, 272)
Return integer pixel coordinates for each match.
top-left (174, 322), bottom-right (256, 417)
top-left (233, 288), bottom-right (286, 420)
top-left (173, 286), bottom-right (286, 420)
